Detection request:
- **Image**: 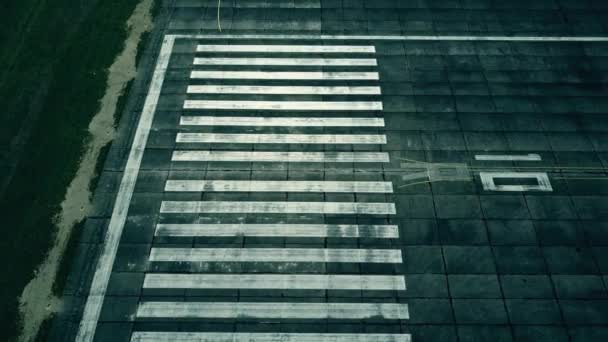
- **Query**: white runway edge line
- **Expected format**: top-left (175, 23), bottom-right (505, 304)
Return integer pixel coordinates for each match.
top-left (183, 100), bottom-right (382, 111)
top-left (143, 272), bottom-right (404, 289)
top-left (193, 57), bottom-right (378, 66)
top-left (130, 332), bottom-right (411, 342)
top-left (196, 44), bottom-right (376, 53)
top-left (187, 85), bottom-right (382, 95)
top-left (143, 274), bottom-right (406, 290)
top-left (160, 201), bottom-right (397, 215)
top-left (475, 154), bottom-right (542, 161)
top-left (190, 71), bottom-right (379, 80)
top-left (164, 180), bottom-right (393, 193)
top-left (75, 36), bottom-right (176, 342)
top-left (180, 116), bottom-right (385, 127)
top-left (136, 302), bottom-right (410, 319)
top-left (180, 34), bottom-right (608, 42)
top-left (148, 248), bottom-right (403, 263)
top-left (172, 151), bottom-right (390, 162)
top-left (176, 133), bottom-right (387, 144)
top-left (154, 223), bottom-right (400, 238)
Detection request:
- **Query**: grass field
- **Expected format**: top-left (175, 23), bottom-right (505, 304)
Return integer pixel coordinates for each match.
top-left (0, 1), bottom-right (153, 340)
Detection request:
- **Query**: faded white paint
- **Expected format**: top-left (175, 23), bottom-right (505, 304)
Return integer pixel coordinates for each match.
top-left (183, 100), bottom-right (383, 111)
top-left (165, 180), bottom-right (393, 193)
top-left (179, 116), bottom-right (385, 127)
top-left (475, 154), bottom-right (542, 161)
top-left (148, 248), bottom-right (403, 263)
top-left (136, 302), bottom-right (410, 319)
top-left (154, 223), bottom-right (400, 238)
top-left (480, 172), bottom-right (553, 192)
top-left (193, 57), bottom-right (378, 66)
top-left (172, 151), bottom-right (390, 163)
top-left (196, 44), bottom-right (376, 53)
top-left (176, 133), bottom-right (386, 144)
top-left (190, 71), bottom-right (379, 80)
top-left (143, 274), bottom-right (406, 290)
top-left (131, 332), bottom-right (411, 342)
top-left (187, 85), bottom-right (381, 95)
top-left (160, 201), bottom-right (397, 215)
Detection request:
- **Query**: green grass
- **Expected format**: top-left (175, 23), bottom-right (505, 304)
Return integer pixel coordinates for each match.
top-left (0, 1), bottom-right (152, 340)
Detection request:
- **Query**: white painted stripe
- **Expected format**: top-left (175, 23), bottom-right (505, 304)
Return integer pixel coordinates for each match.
top-left (160, 201), bottom-right (396, 215)
top-left (190, 71), bottom-right (379, 80)
top-left (143, 274), bottom-right (405, 290)
top-left (148, 248), bottom-right (403, 263)
top-left (172, 151), bottom-right (390, 163)
top-left (179, 34), bottom-right (608, 42)
top-left (154, 223), bottom-right (400, 238)
top-left (196, 44), bottom-right (376, 53)
top-left (187, 85), bottom-right (381, 95)
top-left (176, 133), bottom-right (387, 144)
top-left (136, 302), bottom-right (410, 319)
top-left (75, 36), bottom-right (176, 342)
top-left (179, 116), bottom-right (385, 127)
top-left (131, 332), bottom-right (411, 342)
top-left (475, 154), bottom-right (542, 161)
top-left (165, 180), bottom-right (393, 193)
top-left (183, 100), bottom-right (383, 111)
top-left (193, 57), bottom-right (378, 66)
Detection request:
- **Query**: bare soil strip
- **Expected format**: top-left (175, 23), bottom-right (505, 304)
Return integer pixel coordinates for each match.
top-left (17, 1), bottom-right (153, 340)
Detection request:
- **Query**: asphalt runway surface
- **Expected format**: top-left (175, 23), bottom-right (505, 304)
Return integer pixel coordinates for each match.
top-left (51, 1), bottom-right (608, 341)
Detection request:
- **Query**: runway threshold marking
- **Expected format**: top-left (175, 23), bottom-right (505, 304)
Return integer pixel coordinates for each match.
top-left (159, 200), bottom-right (397, 215)
top-left (171, 150), bottom-right (390, 162)
top-left (164, 180), bottom-right (394, 192)
top-left (179, 116), bottom-right (385, 127)
top-left (190, 70), bottom-right (379, 80)
top-left (148, 247), bottom-right (403, 263)
top-left (175, 132), bottom-right (387, 144)
top-left (186, 85), bottom-right (382, 95)
top-left (193, 57), bottom-right (378, 66)
top-left (78, 32), bottom-right (608, 342)
top-left (143, 273), bottom-right (407, 289)
top-left (154, 223), bottom-right (400, 238)
top-left (136, 302), bottom-right (410, 319)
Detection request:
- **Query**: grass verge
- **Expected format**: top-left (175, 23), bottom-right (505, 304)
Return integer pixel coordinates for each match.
top-left (0, 0), bottom-right (151, 340)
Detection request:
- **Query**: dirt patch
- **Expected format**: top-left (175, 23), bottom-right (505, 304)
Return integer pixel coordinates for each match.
top-left (17, 0), bottom-right (153, 341)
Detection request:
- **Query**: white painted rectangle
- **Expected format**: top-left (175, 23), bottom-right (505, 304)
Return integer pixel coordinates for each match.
top-left (193, 57), bottom-right (378, 66)
top-left (190, 71), bottom-right (379, 80)
top-left (480, 172), bottom-right (553, 192)
top-left (179, 116), bottom-right (385, 127)
top-left (148, 248), bottom-right (403, 263)
top-left (176, 133), bottom-right (386, 144)
top-left (165, 180), bottom-right (393, 193)
top-left (475, 154), bottom-right (542, 161)
top-left (183, 100), bottom-right (382, 111)
top-left (136, 302), bottom-right (410, 319)
top-left (187, 85), bottom-right (381, 95)
top-left (196, 45), bottom-right (376, 53)
top-left (160, 201), bottom-right (397, 215)
top-left (143, 274), bottom-right (406, 290)
top-left (131, 332), bottom-right (411, 342)
top-left (172, 151), bottom-right (390, 163)
top-left (154, 223), bottom-right (400, 238)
